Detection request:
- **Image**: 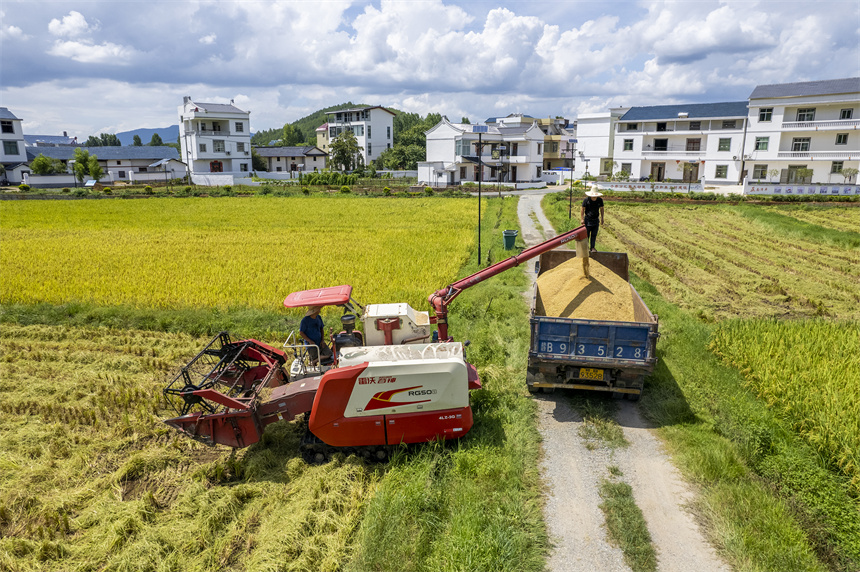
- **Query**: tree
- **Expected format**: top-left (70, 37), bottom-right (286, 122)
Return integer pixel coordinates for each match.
top-left (840, 167), bottom-right (859, 183)
top-left (133, 135), bottom-right (143, 146)
top-left (461, 117), bottom-right (471, 124)
top-left (768, 168), bottom-right (780, 183)
top-left (100, 133), bottom-right (121, 146)
top-left (72, 148), bottom-right (92, 183)
top-left (281, 124), bottom-right (304, 146)
top-left (329, 130), bottom-right (362, 171)
top-left (149, 133), bottom-right (164, 146)
top-left (85, 135), bottom-right (102, 147)
top-left (87, 155), bottom-right (104, 183)
top-left (30, 154), bottom-right (67, 175)
top-left (251, 148), bottom-right (267, 171)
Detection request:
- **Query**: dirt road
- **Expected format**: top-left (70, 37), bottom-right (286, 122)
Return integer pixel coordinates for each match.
top-left (517, 193), bottom-right (730, 572)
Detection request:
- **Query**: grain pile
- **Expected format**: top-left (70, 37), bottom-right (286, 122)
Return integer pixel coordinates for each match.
top-left (537, 257), bottom-right (635, 321)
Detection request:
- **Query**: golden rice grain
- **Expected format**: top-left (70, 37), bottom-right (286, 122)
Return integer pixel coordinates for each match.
top-left (537, 257), bottom-right (635, 321)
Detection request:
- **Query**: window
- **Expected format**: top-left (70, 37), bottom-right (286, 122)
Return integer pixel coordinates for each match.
top-left (235, 122), bottom-right (244, 132)
top-left (237, 142), bottom-right (245, 153)
top-left (758, 108), bottom-right (773, 122)
top-left (796, 108), bottom-right (815, 121)
top-left (718, 138), bottom-right (731, 151)
top-left (836, 133), bottom-right (848, 145)
top-left (116, 161), bottom-right (122, 165)
top-left (689, 121), bottom-right (701, 130)
top-left (368, 143), bottom-right (372, 155)
top-left (1, 120), bottom-right (13, 134)
top-left (455, 139), bottom-right (470, 156)
top-left (387, 143), bottom-right (390, 149)
top-left (831, 161), bottom-right (844, 174)
top-left (755, 137), bottom-right (769, 151)
top-left (213, 140), bottom-right (225, 152)
top-left (621, 162), bottom-right (632, 173)
top-left (653, 139), bottom-right (668, 151)
top-left (752, 164), bottom-right (768, 180)
top-left (536, 166), bottom-right (542, 178)
top-left (367, 126), bottom-right (371, 138)
top-left (118, 170), bottom-right (126, 178)
top-left (3, 141), bottom-right (19, 155)
top-left (387, 126), bottom-right (391, 139)
top-left (200, 122), bottom-right (207, 131)
top-left (792, 137), bottom-right (811, 152)
top-left (715, 165), bottom-right (728, 178)
top-left (240, 163), bottom-right (249, 172)
top-left (199, 143), bottom-right (207, 152)
top-left (626, 123), bottom-right (638, 131)
top-left (623, 139), bottom-right (633, 151)
top-left (460, 166), bottom-right (466, 179)
top-left (841, 108), bottom-right (854, 120)
top-left (212, 123), bottom-right (221, 132)
top-left (537, 144), bottom-right (542, 155)
top-left (686, 138), bottom-right (701, 151)
top-left (656, 122), bottom-right (667, 132)
top-left (722, 120), bottom-right (736, 129)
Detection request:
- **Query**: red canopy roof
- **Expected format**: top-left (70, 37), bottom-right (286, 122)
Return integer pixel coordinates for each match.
top-left (283, 285), bottom-right (353, 308)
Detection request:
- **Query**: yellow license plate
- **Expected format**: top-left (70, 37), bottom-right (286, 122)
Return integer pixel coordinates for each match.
top-left (579, 368), bottom-right (604, 381)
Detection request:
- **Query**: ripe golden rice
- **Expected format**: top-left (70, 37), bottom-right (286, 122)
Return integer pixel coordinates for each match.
top-left (537, 257), bottom-right (635, 321)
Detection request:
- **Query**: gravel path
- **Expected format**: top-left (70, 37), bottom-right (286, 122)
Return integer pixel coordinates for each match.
top-left (517, 193), bottom-right (730, 572)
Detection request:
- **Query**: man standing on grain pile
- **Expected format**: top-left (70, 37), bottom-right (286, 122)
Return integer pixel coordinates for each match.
top-left (580, 189), bottom-right (604, 252)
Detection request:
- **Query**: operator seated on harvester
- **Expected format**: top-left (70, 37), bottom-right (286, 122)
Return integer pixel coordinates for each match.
top-left (299, 305), bottom-right (333, 365)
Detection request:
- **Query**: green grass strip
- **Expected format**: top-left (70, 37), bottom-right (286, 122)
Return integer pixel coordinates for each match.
top-left (732, 204), bottom-right (860, 248)
top-left (599, 479), bottom-right (658, 572)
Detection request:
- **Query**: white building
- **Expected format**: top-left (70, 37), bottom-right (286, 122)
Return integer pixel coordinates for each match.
top-left (743, 77), bottom-right (859, 184)
top-left (418, 117), bottom-right (545, 188)
top-left (322, 106), bottom-right (395, 166)
top-left (1, 107), bottom-right (27, 181)
top-left (574, 110), bottom-right (628, 180)
top-left (612, 102), bottom-right (749, 183)
top-left (253, 146), bottom-right (328, 172)
top-left (179, 97), bottom-right (252, 175)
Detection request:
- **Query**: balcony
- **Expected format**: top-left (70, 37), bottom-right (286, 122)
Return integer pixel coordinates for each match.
top-left (777, 150), bottom-right (857, 159)
top-left (781, 119), bottom-right (860, 130)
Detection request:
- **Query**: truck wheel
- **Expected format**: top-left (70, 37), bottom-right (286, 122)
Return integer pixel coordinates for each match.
top-left (527, 383), bottom-right (539, 394)
top-left (626, 393), bottom-right (641, 402)
top-left (541, 386), bottom-right (555, 394)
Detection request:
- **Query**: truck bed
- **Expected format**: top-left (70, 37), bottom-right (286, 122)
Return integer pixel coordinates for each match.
top-left (528, 251), bottom-right (658, 397)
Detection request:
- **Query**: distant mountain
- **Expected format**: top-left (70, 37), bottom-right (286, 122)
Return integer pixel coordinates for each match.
top-left (116, 125), bottom-right (180, 146)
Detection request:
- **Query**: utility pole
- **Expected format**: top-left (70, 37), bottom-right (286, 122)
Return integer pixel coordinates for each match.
top-left (473, 125), bottom-right (488, 265)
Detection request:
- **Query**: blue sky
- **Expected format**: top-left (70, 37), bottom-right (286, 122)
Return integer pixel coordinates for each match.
top-left (1, 0), bottom-right (858, 138)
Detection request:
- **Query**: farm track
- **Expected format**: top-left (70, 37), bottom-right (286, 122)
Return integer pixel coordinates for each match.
top-left (517, 194), bottom-right (729, 572)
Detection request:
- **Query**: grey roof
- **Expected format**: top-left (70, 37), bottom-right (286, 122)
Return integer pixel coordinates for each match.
top-left (496, 126), bottom-right (531, 135)
top-left (619, 101), bottom-right (749, 121)
top-left (192, 101), bottom-right (247, 114)
top-left (24, 135), bottom-right (78, 146)
top-left (0, 107), bottom-right (21, 120)
top-left (253, 146), bottom-right (326, 157)
top-left (25, 146), bottom-right (180, 162)
top-left (149, 158), bottom-right (186, 168)
top-left (749, 77), bottom-right (860, 100)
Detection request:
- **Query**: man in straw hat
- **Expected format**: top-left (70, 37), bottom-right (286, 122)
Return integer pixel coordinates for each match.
top-left (580, 189), bottom-right (605, 252)
top-left (299, 306), bottom-right (333, 365)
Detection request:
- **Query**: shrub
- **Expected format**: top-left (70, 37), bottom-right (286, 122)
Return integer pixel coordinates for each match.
top-left (340, 186), bottom-right (351, 194)
top-left (144, 185), bottom-right (153, 195)
top-left (73, 189), bottom-right (87, 197)
top-left (424, 186), bottom-right (434, 196)
top-left (62, 188), bottom-right (70, 193)
top-left (383, 187), bottom-right (392, 196)
top-left (102, 187), bottom-right (112, 195)
top-left (260, 185), bottom-right (273, 195)
top-left (223, 185), bottom-right (232, 193)
top-left (302, 187), bottom-right (310, 195)
top-left (18, 184), bottom-right (30, 192)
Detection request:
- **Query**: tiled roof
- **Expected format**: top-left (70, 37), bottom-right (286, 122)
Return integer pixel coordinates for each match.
top-left (0, 107), bottom-right (21, 120)
top-left (749, 77), bottom-right (860, 99)
top-left (24, 135), bottom-right (78, 146)
top-left (25, 146), bottom-right (180, 161)
top-left (252, 146), bottom-right (325, 157)
top-left (192, 101), bottom-right (247, 114)
top-left (619, 101), bottom-right (749, 121)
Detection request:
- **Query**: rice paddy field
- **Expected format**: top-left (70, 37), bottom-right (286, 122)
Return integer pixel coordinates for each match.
top-left (0, 198), bottom-right (477, 312)
top-left (1, 195), bottom-right (549, 572)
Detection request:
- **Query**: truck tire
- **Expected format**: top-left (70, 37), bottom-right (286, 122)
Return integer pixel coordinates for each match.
top-left (526, 370), bottom-right (540, 394)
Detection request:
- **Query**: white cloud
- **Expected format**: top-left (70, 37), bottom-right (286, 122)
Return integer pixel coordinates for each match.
top-left (199, 34), bottom-right (216, 45)
top-left (48, 11), bottom-right (96, 38)
top-left (48, 40), bottom-right (138, 65)
top-left (1, 23), bottom-right (26, 39)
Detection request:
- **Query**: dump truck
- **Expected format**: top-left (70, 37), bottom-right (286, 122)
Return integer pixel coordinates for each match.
top-left (526, 250), bottom-right (659, 399)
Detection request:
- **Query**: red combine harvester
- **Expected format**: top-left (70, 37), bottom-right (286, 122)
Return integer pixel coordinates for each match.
top-left (163, 225), bottom-right (589, 461)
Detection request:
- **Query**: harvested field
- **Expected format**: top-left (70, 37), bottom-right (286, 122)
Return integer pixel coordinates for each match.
top-left (537, 257), bottom-right (635, 322)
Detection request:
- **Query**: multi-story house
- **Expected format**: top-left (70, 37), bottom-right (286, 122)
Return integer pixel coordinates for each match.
top-left (487, 114), bottom-right (576, 172)
top-left (611, 102), bottom-right (749, 183)
top-left (418, 117), bottom-right (545, 187)
top-left (744, 77), bottom-right (859, 184)
top-left (178, 97), bottom-right (252, 174)
top-left (253, 146), bottom-right (328, 172)
top-left (1, 107), bottom-right (27, 180)
top-left (322, 106), bottom-right (395, 166)
top-left (575, 110), bottom-right (628, 179)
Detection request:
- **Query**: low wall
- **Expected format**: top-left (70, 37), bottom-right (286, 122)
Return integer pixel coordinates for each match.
top-left (743, 180), bottom-right (859, 196)
top-left (21, 174), bottom-right (78, 188)
top-left (594, 181), bottom-right (705, 193)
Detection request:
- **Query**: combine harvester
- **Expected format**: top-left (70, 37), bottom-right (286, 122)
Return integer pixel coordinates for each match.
top-left (163, 225), bottom-right (621, 461)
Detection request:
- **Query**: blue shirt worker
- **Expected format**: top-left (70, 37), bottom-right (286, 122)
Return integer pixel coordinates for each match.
top-left (580, 190), bottom-right (605, 252)
top-left (299, 306), bottom-right (332, 364)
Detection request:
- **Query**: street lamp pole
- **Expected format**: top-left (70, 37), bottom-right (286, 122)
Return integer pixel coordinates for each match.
top-left (478, 131), bottom-right (482, 265)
